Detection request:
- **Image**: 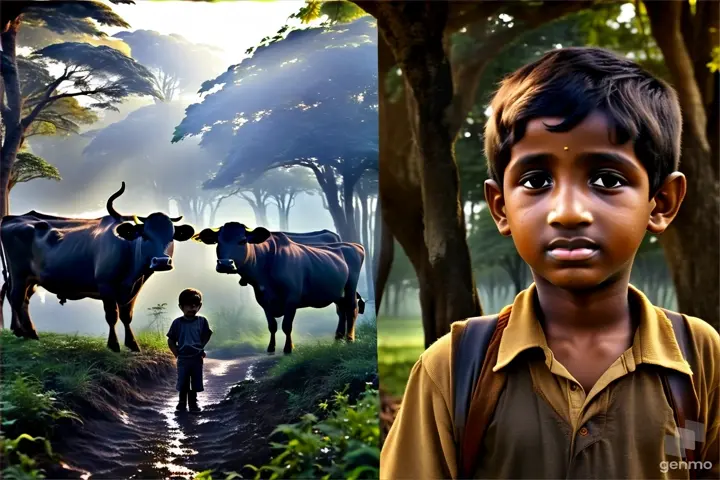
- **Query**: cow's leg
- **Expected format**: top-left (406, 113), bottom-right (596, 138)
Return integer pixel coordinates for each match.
top-left (281, 307), bottom-right (297, 355)
top-left (8, 280), bottom-right (37, 340)
top-left (19, 284), bottom-right (40, 340)
top-left (344, 292), bottom-right (359, 343)
top-left (334, 302), bottom-right (346, 341)
top-left (264, 309), bottom-right (278, 354)
top-left (118, 299), bottom-right (141, 352)
top-left (3, 281), bottom-right (24, 337)
top-left (102, 298), bottom-right (121, 352)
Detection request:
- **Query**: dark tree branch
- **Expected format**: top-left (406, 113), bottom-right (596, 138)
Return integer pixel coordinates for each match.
top-left (645, 1), bottom-right (709, 151)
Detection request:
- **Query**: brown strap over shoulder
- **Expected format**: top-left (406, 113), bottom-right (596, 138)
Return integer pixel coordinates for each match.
top-left (660, 307), bottom-right (700, 479)
top-left (457, 307), bottom-right (512, 479)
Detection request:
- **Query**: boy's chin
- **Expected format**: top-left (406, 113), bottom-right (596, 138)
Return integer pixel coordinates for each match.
top-left (537, 270), bottom-right (620, 292)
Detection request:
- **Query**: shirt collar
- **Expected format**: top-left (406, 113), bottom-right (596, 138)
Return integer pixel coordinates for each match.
top-left (492, 283), bottom-right (691, 375)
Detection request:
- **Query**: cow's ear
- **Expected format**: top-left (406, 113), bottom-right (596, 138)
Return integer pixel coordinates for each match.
top-left (247, 227), bottom-right (271, 244)
top-left (173, 224), bottom-right (195, 242)
top-left (192, 228), bottom-right (219, 245)
top-left (116, 222), bottom-right (141, 241)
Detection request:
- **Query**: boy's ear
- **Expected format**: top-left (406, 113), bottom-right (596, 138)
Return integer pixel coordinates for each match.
top-left (647, 172), bottom-right (686, 235)
top-left (484, 179), bottom-right (511, 236)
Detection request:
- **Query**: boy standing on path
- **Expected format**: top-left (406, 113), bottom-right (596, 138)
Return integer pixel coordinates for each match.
top-left (167, 288), bottom-right (213, 413)
top-left (380, 47), bottom-right (719, 479)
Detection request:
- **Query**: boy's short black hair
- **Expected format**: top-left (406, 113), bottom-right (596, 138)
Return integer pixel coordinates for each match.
top-left (484, 47), bottom-right (682, 196)
top-left (179, 288), bottom-right (202, 306)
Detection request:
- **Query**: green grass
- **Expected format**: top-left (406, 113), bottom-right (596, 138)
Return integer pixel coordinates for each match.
top-left (1, 330), bottom-right (174, 476)
top-left (268, 319), bottom-right (378, 415)
top-left (377, 316), bottom-right (424, 397)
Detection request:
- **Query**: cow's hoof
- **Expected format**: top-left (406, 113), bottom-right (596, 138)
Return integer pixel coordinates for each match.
top-left (346, 337), bottom-right (355, 343)
top-left (267, 346), bottom-right (275, 354)
top-left (283, 347), bottom-right (293, 355)
top-left (107, 342), bottom-right (121, 353)
top-left (126, 341), bottom-right (141, 353)
top-left (12, 329), bottom-right (24, 338)
top-left (27, 330), bottom-right (40, 340)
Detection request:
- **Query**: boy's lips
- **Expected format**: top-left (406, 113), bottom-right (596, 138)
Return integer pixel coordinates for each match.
top-left (546, 237), bottom-right (599, 261)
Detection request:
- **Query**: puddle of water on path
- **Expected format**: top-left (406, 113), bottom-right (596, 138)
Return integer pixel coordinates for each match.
top-left (154, 396), bottom-right (200, 478)
top-left (119, 411), bottom-right (130, 425)
top-left (209, 358), bottom-right (237, 376)
top-left (245, 364), bottom-right (256, 381)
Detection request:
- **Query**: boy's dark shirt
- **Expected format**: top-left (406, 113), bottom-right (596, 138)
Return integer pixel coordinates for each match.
top-left (166, 315), bottom-right (212, 358)
top-left (380, 284), bottom-right (720, 480)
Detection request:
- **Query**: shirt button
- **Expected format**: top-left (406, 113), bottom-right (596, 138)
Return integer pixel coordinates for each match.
top-left (579, 426), bottom-right (589, 436)
top-left (570, 383), bottom-right (578, 391)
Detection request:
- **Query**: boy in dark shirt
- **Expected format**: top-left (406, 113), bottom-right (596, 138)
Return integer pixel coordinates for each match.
top-left (381, 47), bottom-right (719, 479)
top-left (167, 288), bottom-right (213, 413)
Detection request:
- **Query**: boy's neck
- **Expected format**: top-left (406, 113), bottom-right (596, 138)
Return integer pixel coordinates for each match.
top-left (533, 273), bottom-right (637, 336)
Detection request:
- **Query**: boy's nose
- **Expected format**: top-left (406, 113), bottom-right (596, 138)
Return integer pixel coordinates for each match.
top-left (547, 187), bottom-right (593, 227)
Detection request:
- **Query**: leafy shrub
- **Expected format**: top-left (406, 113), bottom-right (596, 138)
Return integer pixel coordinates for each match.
top-left (269, 320), bottom-right (378, 414)
top-left (0, 432), bottom-right (55, 480)
top-left (0, 330), bottom-right (173, 474)
top-left (245, 386), bottom-right (380, 480)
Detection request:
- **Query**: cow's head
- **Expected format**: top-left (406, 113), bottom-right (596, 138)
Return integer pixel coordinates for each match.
top-left (115, 213), bottom-right (195, 271)
top-left (192, 222), bottom-right (271, 274)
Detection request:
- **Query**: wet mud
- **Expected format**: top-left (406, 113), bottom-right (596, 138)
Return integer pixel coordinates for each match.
top-left (51, 355), bottom-right (278, 479)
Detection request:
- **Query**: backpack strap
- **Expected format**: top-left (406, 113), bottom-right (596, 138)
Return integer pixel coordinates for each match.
top-left (453, 313), bottom-right (499, 445)
top-left (453, 307), bottom-right (511, 479)
top-left (659, 308), bottom-right (699, 473)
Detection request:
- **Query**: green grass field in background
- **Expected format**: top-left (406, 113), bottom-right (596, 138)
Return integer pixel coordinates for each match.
top-left (377, 316), bottom-right (424, 397)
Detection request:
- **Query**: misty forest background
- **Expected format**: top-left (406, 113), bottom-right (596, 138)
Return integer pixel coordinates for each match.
top-left (377, 0), bottom-right (719, 399)
top-left (3, 5), bottom-right (379, 347)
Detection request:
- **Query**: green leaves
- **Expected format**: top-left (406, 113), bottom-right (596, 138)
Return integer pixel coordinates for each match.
top-left (244, 386), bottom-right (380, 480)
top-left (10, 152), bottom-right (61, 190)
top-left (21, 1), bottom-right (130, 38)
top-left (32, 42), bottom-right (162, 100)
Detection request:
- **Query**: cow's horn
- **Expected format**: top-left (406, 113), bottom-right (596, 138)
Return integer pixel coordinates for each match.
top-left (170, 215), bottom-right (183, 222)
top-left (133, 215), bottom-right (146, 224)
top-left (106, 181), bottom-right (126, 219)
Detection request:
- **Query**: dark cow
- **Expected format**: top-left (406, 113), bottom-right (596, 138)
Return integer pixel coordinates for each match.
top-left (236, 229), bottom-right (341, 286)
top-left (194, 222), bottom-right (365, 354)
top-left (0, 182), bottom-right (195, 352)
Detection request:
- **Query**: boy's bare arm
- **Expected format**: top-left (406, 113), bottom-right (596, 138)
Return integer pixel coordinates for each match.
top-left (201, 319), bottom-right (213, 347)
top-left (167, 338), bottom-right (179, 357)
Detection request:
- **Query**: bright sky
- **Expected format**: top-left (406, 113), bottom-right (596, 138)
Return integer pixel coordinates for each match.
top-left (100, 0), bottom-right (311, 65)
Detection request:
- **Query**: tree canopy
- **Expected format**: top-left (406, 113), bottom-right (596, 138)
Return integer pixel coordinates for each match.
top-left (172, 17), bottom-right (378, 188)
top-left (81, 101), bottom-right (215, 214)
top-left (113, 29), bottom-right (226, 101)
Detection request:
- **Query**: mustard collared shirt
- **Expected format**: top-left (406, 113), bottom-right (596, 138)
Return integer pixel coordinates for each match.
top-left (380, 284), bottom-right (720, 480)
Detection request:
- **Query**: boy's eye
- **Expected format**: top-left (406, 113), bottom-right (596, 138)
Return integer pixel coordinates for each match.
top-left (521, 174), bottom-right (552, 190)
top-left (591, 173), bottom-right (626, 189)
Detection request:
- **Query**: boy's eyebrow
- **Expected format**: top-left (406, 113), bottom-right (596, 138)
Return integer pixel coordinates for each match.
top-left (510, 151), bottom-right (638, 171)
top-left (578, 151), bottom-right (639, 170)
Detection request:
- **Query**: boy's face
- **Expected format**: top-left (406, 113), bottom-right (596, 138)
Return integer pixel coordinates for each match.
top-left (181, 303), bottom-right (201, 317)
top-left (485, 110), bottom-right (685, 291)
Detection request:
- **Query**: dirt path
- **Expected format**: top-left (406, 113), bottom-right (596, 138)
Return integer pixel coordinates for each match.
top-left (55, 354), bottom-right (277, 479)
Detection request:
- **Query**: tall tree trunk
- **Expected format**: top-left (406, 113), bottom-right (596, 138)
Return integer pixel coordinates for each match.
top-left (392, 283), bottom-right (401, 318)
top-left (359, 191), bottom-right (374, 300)
top-left (252, 204), bottom-right (268, 227)
top-left (373, 197), bottom-right (394, 316)
top-left (367, 195), bottom-right (376, 259)
top-left (646, 1), bottom-right (720, 329)
top-left (378, 3), bottom-right (482, 342)
top-left (343, 173), bottom-right (360, 243)
top-left (306, 164), bottom-right (350, 240)
top-left (1, 21), bottom-right (23, 219)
